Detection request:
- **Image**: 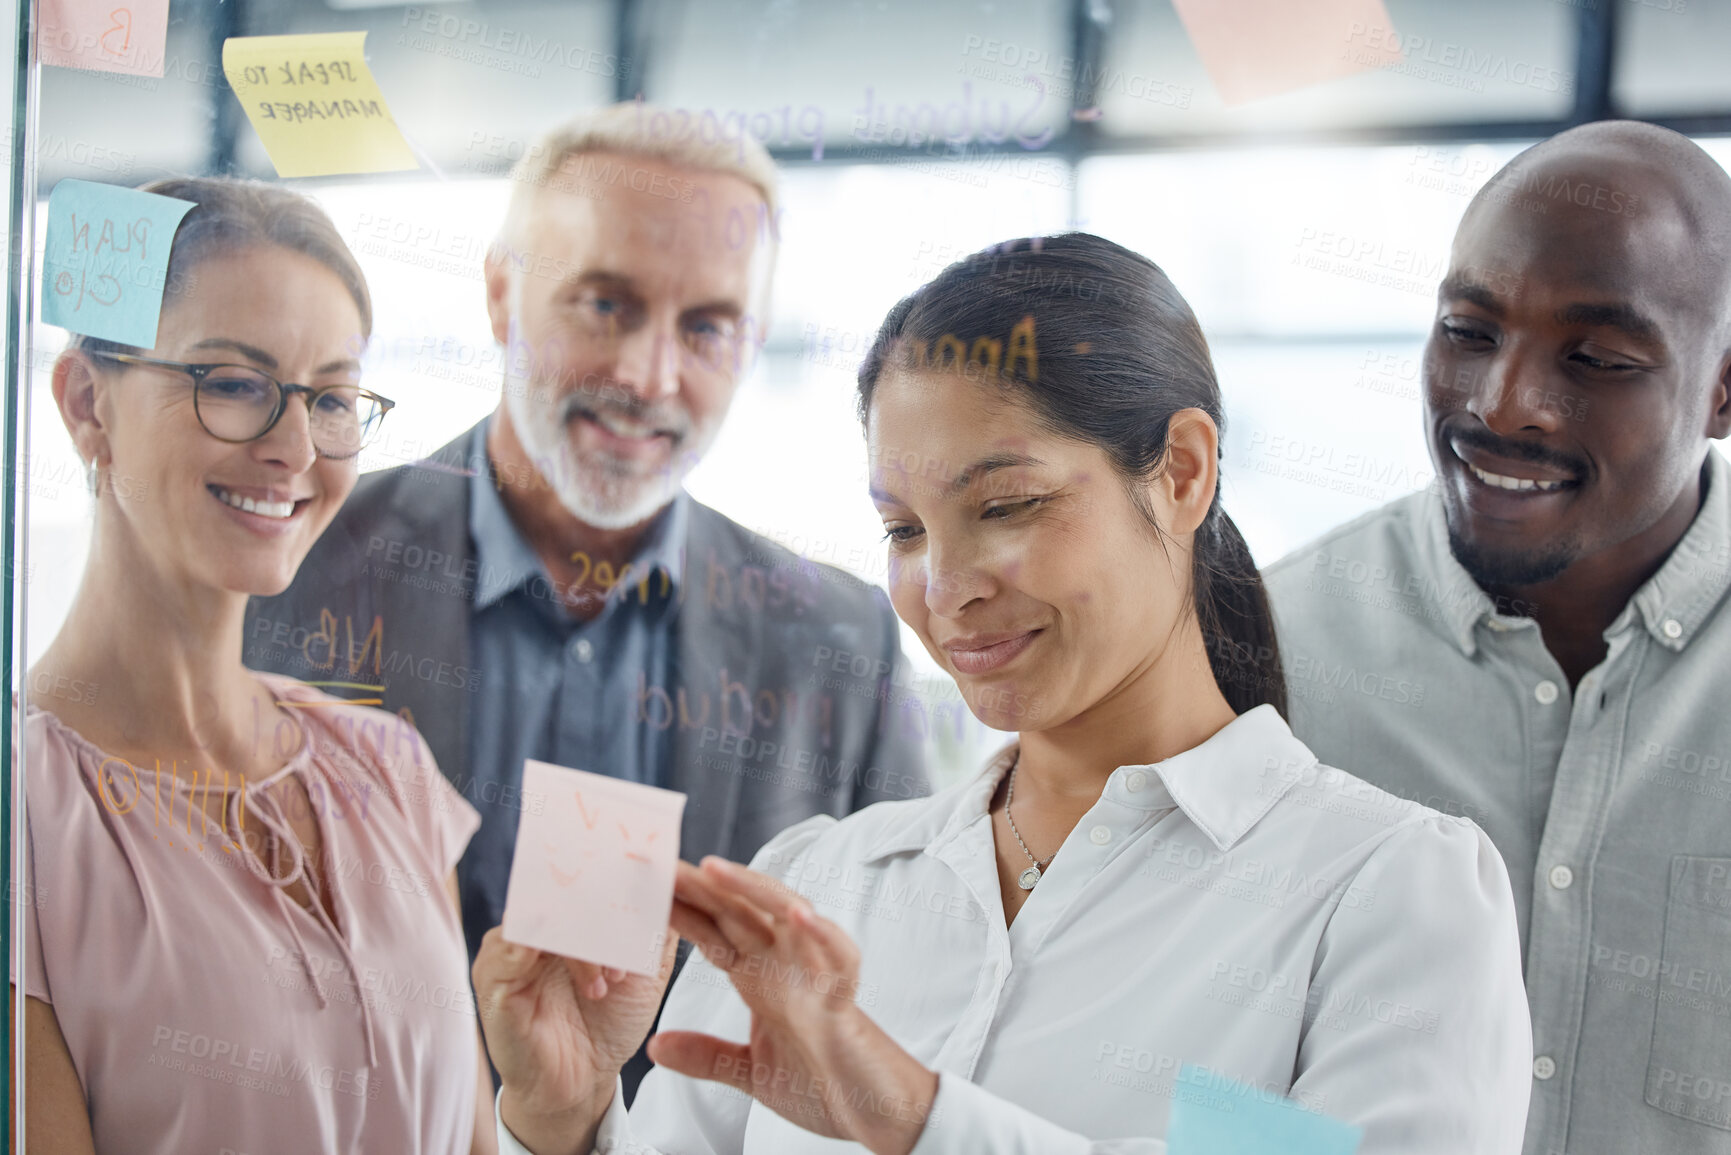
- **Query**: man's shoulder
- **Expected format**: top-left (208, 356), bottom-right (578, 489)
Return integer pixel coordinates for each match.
top-left (250, 446), bottom-right (475, 641)
top-left (343, 451), bottom-right (473, 536)
top-left (1264, 491), bottom-right (1433, 591)
top-left (295, 448), bottom-right (474, 577)
top-left (1260, 491), bottom-right (1457, 679)
top-left (686, 501), bottom-right (893, 631)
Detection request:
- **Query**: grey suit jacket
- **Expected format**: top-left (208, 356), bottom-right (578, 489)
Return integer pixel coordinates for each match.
top-left (245, 424), bottom-right (932, 871)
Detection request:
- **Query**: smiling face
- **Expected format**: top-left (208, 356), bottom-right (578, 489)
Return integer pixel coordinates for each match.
top-left (67, 245), bottom-right (367, 598)
top-left (486, 151), bottom-right (773, 530)
top-left (1424, 152), bottom-right (1731, 591)
top-left (867, 369), bottom-right (1195, 733)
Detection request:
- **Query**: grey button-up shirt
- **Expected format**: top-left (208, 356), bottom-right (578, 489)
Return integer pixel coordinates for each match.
top-left (1264, 449), bottom-right (1731, 1155)
top-left (459, 419), bottom-right (687, 958)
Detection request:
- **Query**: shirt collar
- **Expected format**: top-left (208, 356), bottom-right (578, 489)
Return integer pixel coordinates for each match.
top-left (1416, 451), bottom-right (1731, 656)
top-left (860, 705), bottom-right (1318, 862)
top-left (467, 417), bottom-right (691, 612)
top-left (469, 421), bottom-right (545, 610)
top-left (1628, 449), bottom-right (1731, 652)
top-left (1412, 490), bottom-right (1502, 656)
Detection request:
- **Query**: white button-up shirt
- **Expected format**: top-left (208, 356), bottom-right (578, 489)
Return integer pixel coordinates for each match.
top-left (500, 705), bottom-right (1531, 1154)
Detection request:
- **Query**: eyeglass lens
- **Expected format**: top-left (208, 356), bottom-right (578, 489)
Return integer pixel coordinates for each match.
top-left (193, 367), bottom-right (385, 455)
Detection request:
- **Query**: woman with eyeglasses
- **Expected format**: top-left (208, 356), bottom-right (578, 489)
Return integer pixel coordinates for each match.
top-left (473, 235), bottom-right (1531, 1154)
top-left (16, 178), bottom-right (495, 1154)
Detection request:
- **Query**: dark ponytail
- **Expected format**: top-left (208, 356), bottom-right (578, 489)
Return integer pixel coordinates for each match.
top-left (857, 233), bottom-right (1286, 717)
top-left (1194, 507), bottom-right (1287, 716)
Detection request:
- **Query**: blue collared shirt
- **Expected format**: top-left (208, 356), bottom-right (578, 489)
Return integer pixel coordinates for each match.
top-left (457, 419), bottom-right (687, 958)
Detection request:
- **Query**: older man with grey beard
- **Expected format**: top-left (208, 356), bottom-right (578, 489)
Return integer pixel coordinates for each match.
top-left (246, 103), bottom-right (930, 1101)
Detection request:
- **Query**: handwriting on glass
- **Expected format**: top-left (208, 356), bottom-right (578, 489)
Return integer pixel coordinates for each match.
top-left (51, 212), bottom-right (152, 314)
top-left (99, 7), bottom-right (131, 55)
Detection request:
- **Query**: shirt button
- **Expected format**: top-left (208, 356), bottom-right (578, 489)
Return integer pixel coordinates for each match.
top-left (1549, 865), bottom-right (1574, 890)
top-left (1534, 680), bottom-right (1559, 705)
top-left (1533, 1055), bottom-right (1556, 1080)
top-left (1663, 618), bottom-right (1683, 639)
top-left (1126, 770), bottom-right (1148, 792)
top-left (1089, 825), bottom-right (1111, 846)
top-left (573, 639), bottom-right (594, 663)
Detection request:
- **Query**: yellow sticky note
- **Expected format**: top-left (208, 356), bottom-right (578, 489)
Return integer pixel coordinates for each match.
top-left (222, 32), bottom-right (417, 179)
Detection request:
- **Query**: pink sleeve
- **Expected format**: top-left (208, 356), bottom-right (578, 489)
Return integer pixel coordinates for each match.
top-left (412, 730), bottom-right (481, 879)
top-left (12, 721), bottom-right (56, 1004)
top-left (310, 702), bottom-right (481, 882)
top-left (365, 715), bottom-right (479, 880)
top-left (16, 818), bottom-right (51, 1003)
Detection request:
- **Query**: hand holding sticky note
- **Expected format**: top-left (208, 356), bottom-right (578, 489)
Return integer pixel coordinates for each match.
top-left (1167, 1064), bottom-right (1363, 1155)
top-left (41, 179), bottom-right (196, 348)
top-left (502, 761), bottom-right (688, 975)
top-left (222, 32), bottom-right (418, 179)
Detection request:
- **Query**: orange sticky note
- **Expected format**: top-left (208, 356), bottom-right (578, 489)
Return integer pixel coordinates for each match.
top-left (39, 0), bottom-right (170, 78)
top-left (502, 761), bottom-right (687, 975)
top-left (1170, 0), bottom-right (1403, 106)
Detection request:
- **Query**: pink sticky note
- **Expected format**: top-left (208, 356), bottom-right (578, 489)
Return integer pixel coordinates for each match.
top-left (39, 0), bottom-right (170, 78)
top-left (502, 761), bottom-right (687, 975)
top-left (1170, 0), bottom-right (1403, 106)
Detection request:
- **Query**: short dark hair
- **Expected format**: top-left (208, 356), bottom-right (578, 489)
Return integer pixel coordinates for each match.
top-left (857, 233), bottom-right (1287, 717)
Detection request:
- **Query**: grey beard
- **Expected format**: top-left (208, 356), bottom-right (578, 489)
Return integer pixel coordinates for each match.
top-left (545, 447), bottom-right (684, 530)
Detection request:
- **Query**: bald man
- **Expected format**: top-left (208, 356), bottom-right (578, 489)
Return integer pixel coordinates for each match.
top-left (1265, 121), bottom-right (1731, 1154)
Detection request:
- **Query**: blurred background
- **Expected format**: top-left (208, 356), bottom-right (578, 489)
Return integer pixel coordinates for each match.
top-left (16, 0), bottom-right (1731, 782)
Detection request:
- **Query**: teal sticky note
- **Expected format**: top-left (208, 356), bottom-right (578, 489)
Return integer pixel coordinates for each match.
top-left (1168, 1064), bottom-right (1363, 1155)
top-left (41, 179), bottom-right (197, 348)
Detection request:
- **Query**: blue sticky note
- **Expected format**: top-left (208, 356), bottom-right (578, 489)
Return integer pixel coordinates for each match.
top-left (41, 179), bottom-right (196, 348)
top-left (1167, 1064), bottom-right (1363, 1155)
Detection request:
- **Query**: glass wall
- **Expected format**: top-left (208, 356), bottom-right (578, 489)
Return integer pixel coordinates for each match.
top-left (9, 0), bottom-right (1731, 1149)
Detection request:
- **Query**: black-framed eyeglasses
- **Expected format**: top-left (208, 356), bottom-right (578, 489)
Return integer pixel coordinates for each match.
top-left (88, 352), bottom-right (396, 459)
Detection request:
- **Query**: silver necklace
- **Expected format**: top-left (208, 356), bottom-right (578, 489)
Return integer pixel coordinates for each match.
top-left (1005, 758), bottom-right (1056, 890)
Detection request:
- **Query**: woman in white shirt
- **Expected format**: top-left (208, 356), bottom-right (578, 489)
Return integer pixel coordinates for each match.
top-left (475, 233), bottom-right (1532, 1154)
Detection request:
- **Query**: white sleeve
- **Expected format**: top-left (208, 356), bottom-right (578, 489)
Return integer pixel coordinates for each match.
top-left (496, 816), bottom-right (840, 1155)
top-left (1288, 816), bottom-right (1532, 1155)
top-left (495, 1082), bottom-right (638, 1155)
top-left (496, 1087), bottom-right (529, 1155)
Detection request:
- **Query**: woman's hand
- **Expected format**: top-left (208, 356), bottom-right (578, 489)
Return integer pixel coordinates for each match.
top-left (651, 858), bottom-right (939, 1155)
top-left (472, 927), bottom-right (678, 1155)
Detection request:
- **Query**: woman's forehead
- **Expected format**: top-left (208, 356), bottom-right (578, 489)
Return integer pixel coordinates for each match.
top-left (868, 368), bottom-right (1029, 437)
top-left (154, 249), bottom-right (364, 355)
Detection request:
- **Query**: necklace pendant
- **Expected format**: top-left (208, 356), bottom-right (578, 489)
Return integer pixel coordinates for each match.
top-left (1017, 865), bottom-right (1042, 890)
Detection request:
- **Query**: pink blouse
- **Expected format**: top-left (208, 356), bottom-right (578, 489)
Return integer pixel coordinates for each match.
top-left (16, 673), bottom-right (483, 1154)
